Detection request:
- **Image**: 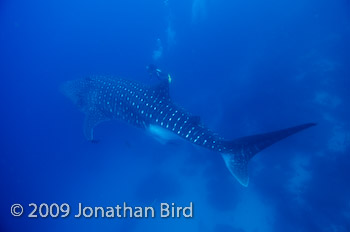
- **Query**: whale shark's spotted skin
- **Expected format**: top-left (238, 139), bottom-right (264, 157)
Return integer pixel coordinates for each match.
top-left (62, 76), bottom-right (315, 187)
top-left (68, 76), bottom-right (225, 151)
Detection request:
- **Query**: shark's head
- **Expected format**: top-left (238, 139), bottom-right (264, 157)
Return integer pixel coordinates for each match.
top-left (60, 78), bottom-right (90, 111)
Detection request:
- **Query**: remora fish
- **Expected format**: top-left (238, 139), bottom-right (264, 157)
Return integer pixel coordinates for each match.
top-left (62, 76), bottom-right (315, 186)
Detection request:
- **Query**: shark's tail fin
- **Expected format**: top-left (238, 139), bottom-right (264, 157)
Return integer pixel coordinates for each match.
top-left (221, 123), bottom-right (316, 187)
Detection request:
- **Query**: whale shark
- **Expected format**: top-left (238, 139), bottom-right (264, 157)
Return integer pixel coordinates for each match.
top-left (62, 76), bottom-right (315, 187)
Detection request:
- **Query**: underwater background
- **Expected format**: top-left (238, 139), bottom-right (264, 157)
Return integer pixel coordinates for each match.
top-left (1, 0), bottom-right (349, 231)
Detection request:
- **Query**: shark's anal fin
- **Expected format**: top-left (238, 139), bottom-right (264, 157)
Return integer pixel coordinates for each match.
top-left (84, 108), bottom-right (109, 142)
top-left (221, 123), bottom-right (316, 187)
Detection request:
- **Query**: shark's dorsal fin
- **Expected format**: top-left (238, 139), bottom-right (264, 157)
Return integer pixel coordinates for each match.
top-left (152, 78), bottom-right (170, 99)
top-left (84, 108), bottom-right (109, 142)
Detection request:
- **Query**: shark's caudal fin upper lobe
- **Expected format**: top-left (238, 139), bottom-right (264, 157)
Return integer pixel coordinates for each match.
top-left (221, 123), bottom-right (316, 187)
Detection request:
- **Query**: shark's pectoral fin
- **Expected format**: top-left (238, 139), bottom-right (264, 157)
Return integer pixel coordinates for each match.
top-left (147, 124), bottom-right (179, 144)
top-left (84, 108), bottom-right (108, 141)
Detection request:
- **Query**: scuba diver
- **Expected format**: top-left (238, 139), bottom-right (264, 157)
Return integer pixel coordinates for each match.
top-left (146, 64), bottom-right (172, 83)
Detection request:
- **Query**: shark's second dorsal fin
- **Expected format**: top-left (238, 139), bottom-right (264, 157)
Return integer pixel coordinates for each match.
top-left (152, 78), bottom-right (170, 99)
top-left (84, 108), bottom-right (109, 142)
top-left (189, 116), bottom-right (201, 124)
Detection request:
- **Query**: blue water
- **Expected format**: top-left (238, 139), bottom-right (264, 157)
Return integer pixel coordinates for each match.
top-left (1, 0), bottom-right (349, 231)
